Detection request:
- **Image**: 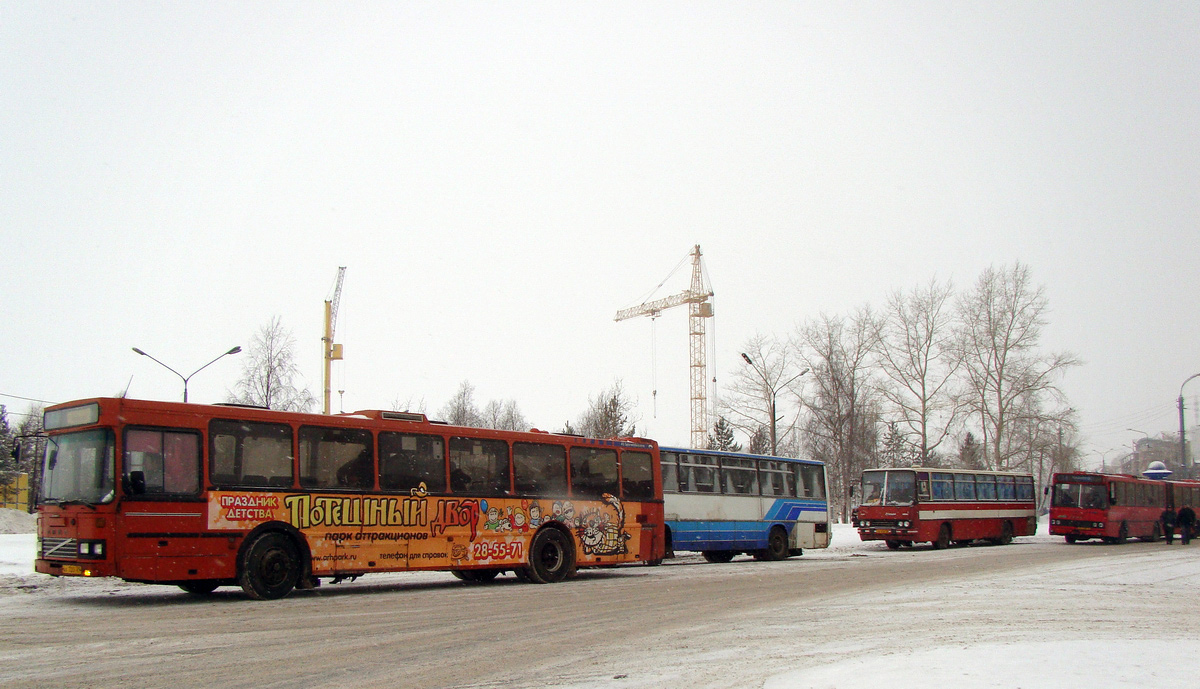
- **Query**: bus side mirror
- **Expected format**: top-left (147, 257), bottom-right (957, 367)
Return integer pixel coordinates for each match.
top-left (129, 471), bottom-right (146, 495)
top-left (1043, 486), bottom-right (1050, 496)
top-left (9, 445), bottom-right (17, 462)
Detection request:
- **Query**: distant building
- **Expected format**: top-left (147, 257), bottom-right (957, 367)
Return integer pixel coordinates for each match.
top-left (0, 472), bottom-right (30, 512)
top-left (1125, 437), bottom-right (1194, 479)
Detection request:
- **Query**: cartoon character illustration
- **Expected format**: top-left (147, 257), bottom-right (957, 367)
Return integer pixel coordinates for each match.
top-left (577, 493), bottom-right (631, 556)
top-left (507, 505), bottom-right (528, 533)
top-left (551, 500), bottom-right (577, 527)
top-left (483, 506), bottom-right (503, 531)
top-left (528, 501), bottom-right (544, 528)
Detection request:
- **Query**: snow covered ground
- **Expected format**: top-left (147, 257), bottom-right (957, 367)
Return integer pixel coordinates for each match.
top-left (3, 510), bottom-right (1198, 688)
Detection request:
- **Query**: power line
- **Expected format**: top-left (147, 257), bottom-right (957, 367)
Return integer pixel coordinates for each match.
top-left (0, 393), bottom-right (54, 405)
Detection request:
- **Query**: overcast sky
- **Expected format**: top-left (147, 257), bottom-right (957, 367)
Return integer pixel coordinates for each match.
top-left (2, 3), bottom-right (1198, 465)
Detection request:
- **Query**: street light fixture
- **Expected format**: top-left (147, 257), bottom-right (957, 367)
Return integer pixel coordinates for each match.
top-left (740, 352), bottom-right (810, 456)
top-left (132, 346), bottom-right (242, 403)
top-left (1180, 373), bottom-right (1200, 478)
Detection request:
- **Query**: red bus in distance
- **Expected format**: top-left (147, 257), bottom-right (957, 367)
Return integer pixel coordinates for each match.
top-left (853, 467), bottom-right (1037, 549)
top-left (1049, 471), bottom-right (1200, 544)
top-left (35, 398), bottom-right (665, 599)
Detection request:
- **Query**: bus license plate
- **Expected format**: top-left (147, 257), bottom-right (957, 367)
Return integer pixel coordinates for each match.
top-left (62, 565), bottom-right (82, 575)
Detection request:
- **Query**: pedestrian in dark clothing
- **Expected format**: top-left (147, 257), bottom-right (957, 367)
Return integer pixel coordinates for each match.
top-left (1161, 507), bottom-right (1177, 544)
top-left (1177, 505), bottom-right (1196, 545)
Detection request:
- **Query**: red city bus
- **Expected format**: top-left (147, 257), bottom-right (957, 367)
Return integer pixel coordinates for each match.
top-left (1049, 472), bottom-right (1166, 543)
top-left (34, 398), bottom-right (665, 599)
top-left (853, 467), bottom-right (1037, 549)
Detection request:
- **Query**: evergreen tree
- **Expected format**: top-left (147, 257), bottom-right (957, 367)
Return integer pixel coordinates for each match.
top-left (707, 417), bottom-right (742, 452)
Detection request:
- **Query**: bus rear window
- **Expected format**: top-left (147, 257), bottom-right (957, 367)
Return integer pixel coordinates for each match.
top-left (621, 451), bottom-right (654, 501)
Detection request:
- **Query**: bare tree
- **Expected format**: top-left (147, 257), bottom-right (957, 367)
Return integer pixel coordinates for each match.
top-left (795, 309), bottom-right (883, 522)
top-left (228, 316), bottom-right (316, 412)
top-left (575, 380), bottom-right (638, 438)
top-left (719, 334), bottom-right (807, 456)
top-left (874, 278), bottom-right (964, 463)
top-left (438, 381), bottom-right (483, 427)
top-left (955, 263), bottom-right (1079, 471)
top-left (482, 399), bottom-right (529, 431)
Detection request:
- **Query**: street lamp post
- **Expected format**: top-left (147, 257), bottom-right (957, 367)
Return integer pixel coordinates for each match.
top-left (1180, 373), bottom-right (1200, 479)
top-left (132, 346), bottom-right (242, 403)
top-left (740, 352), bottom-right (809, 456)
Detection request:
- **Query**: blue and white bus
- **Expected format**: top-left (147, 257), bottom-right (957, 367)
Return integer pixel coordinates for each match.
top-left (661, 447), bottom-right (831, 562)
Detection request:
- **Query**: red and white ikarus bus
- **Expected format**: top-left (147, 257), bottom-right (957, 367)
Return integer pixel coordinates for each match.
top-left (34, 398), bottom-right (665, 598)
top-left (853, 467), bottom-right (1037, 549)
top-left (1049, 472), bottom-right (1167, 543)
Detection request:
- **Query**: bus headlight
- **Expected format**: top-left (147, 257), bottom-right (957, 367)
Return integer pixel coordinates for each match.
top-left (78, 540), bottom-right (106, 560)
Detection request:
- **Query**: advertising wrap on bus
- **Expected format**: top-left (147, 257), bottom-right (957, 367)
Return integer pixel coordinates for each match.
top-left (207, 488), bottom-right (645, 573)
top-left (34, 398), bottom-right (666, 599)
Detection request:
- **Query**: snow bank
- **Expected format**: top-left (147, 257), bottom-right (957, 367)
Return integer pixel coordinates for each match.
top-left (0, 508), bottom-right (35, 534)
top-left (765, 640), bottom-right (1200, 689)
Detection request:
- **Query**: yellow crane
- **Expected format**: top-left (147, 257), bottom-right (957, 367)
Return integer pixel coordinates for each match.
top-left (615, 245), bottom-right (714, 448)
top-left (322, 266), bottom-right (346, 415)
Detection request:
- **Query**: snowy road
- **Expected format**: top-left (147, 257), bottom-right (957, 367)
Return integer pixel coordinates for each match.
top-left (2, 525), bottom-right (1199, 688)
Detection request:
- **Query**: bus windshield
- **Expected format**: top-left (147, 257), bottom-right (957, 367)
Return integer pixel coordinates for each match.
top-left (860, 470), bottom-right (916, 507)
top-left (1053, 482), bottom-right (1108, 510)
top-left (41, 429), bottom-right (115, 505)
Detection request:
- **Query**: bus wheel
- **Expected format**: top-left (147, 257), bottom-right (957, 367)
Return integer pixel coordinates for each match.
top-left (178, 580), bottom-right (220, 595)
top-left (1065, 535), bottom-right (1078, 544)
top-left (933, 524), bottom-right (951, 550)
top-left (702, 551), bottom-right (735, 563)
top-left (527, 528), bottom-right (575, 584)
top-left (1114, 522), bottom-right (1129, 545)
top-left (1144, 523), bottom-right (1162, 542)
top-left (453, 569), bottom-right (500, 583)
top-left (239, 532), bottom-right (301, 600)
top-left (885, 540), bottom-right (902, 550)
top-left (995, 521), bottom-right (1014, 546)
top-left (756, 527), bottom-right (790, 561)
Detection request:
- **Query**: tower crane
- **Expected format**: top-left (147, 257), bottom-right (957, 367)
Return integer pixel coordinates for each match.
top-left (615, 245), bottom-right (714, 448)
top-left (323, 266), bottom-right (346, 415)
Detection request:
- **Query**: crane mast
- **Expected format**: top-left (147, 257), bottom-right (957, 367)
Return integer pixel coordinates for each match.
top-left (615, 245), bottom-right (713, 448)
top-left (323, 266), bottom-right (346, 415)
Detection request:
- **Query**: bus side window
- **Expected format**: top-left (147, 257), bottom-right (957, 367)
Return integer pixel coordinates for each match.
top-left (299, 426), bottom-right (374, 490)
top-left (954, 474), bottom-right (976, 500)
top-left (449, 438), bottom-right (510, 495)
top-left (124, 428), bottom-right (201, 496)
top-left (932, 473), bottom-right (954, 500)
top-left (513, 442), bottom-right (567, 496)
top-left (799, 465), bottom-right (824, 499)
top-left (662, 452), bottom-right (679, 493)
top-left (722, 458), bottom-right (758, 495)
top-left (379, 432), bottom-right (446, 493)
top-left (569, 447), bottom-right (619, 499)
top-left (209, 420), bottom-right (294, 488)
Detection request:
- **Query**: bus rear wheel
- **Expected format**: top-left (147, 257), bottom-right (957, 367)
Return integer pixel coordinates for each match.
top-left (702, 551), bottom-right (735, 563)
top-left (452, 569), bottom-right (500, 583)
top-left (990, 521), bottom-right (1013, 546)
top-left (178, 580), bottom-right (220, 595)
top-left (527, 528), bottom-right (575, 584)
top-left (933, 524), bottom-right (951, 550)
top-left (755, 527), bottom-right (790, 561)
top-left (239, 532), bottom-right (302, 600)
